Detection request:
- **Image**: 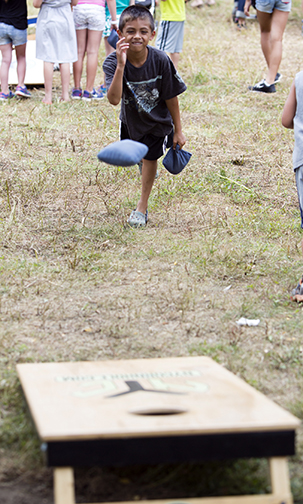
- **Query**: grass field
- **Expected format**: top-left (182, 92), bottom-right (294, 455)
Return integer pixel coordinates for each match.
top-left (1, 0), bottom-right (303, 502)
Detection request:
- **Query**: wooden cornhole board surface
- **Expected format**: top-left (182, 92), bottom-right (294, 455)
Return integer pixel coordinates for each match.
top-left (17, 357), bottom-right (301, 504)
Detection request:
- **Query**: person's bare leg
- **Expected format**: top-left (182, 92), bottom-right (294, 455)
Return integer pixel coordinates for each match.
top-left (0, 43), bottom-right (12, 94)
top-left (257, 10), bottom-right (272, 69)
top-left (136, 159), bottom-right (157, 214)
top-left (170, 52), bottom-right (180, 69)
top-left (15, 43), bottom-right (26, 87)
top-left (257, 9), bottom-right (289, 85)
top-left (43, 61), bottom-right (54, 103)
top-left (85, 29), bottom-right (102, 92)
top-left (73, 29), bottom-right (87, 89)
top-left (59, 63), bottom-right (71, 101)
top-left (265, 9), bottom-right (289, 84)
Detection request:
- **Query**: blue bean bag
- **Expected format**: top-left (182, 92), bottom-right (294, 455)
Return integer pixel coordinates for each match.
top-left (162, 144), bottom-right (192, 175)
top-left (97, 140), bottom-right (149, 167)
top-left (108, 29), bottom-right (119, 49)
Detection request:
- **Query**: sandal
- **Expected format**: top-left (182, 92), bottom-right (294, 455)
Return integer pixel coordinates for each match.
top-left (290, 276), bottom-right (303, 302)
top-left (127, 209), bottom-right (148, 228)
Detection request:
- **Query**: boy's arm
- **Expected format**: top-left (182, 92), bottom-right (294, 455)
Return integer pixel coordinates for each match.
top-left (33, 0), bottom-right (43, 8)
top-left (106, 37), bottom-right (129, 106)
top-left (282, 80), bottom-right (296, 129)
top-left (165, 96), bottom-right (186, 149)
top-left (71, 0), bottom-right (78, 7)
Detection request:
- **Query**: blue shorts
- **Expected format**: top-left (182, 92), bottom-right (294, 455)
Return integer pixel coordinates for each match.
top-left (256, 0), bottom-right (291, 13)
top-left (0, 23), bottom-right (27, 46)
top-left (156, 21), bottom-right (185, 54)
top-left (295, 165), bottom-right (303, 229)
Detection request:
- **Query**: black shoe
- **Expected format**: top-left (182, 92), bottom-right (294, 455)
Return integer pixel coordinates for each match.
top-left (274, 72), bottom-right (282, 84)
top-left (248, 80), bottom-right (276, 93)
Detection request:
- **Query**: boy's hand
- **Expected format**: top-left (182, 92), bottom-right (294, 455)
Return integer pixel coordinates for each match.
top-left (116, 37), bottom-right (129, 67)
top-left (173, 130), bottom-right (186, 150)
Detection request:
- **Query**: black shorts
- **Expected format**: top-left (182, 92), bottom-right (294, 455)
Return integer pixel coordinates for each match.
top-left (120, 122), bottom-right (173, 161)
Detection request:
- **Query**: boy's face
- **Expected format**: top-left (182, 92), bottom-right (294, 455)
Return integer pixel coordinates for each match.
top-left (118, 18), bottom-right (155, 53)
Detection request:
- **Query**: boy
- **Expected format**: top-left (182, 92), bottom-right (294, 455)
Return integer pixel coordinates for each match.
top-left (103, 5), bottom-right (187, 228)
top-left (282, 73), bottom-right (303, 301)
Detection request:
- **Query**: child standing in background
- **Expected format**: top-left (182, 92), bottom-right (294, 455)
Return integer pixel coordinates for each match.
top-left (72, 0), bottom-right (117, 100)
top-left (33, 0), bottom-right (78, 104)
top-left (0, 0), bottom-right (31, 100)
top-left (155, 0), bottom-right (186, 70)
top-left (282, 73), bottom-right (303, 301)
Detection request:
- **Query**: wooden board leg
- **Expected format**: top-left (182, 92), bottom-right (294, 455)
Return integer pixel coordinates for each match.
top-left (54, 467), bottom-right (76, 504)
top-left (269, 457), bottom-right (293, 504)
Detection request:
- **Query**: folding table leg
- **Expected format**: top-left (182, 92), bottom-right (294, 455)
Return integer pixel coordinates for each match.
top-left (269, 457), bottom-right (293, 504)
top-left (54, 467), bottom-right (76, 504)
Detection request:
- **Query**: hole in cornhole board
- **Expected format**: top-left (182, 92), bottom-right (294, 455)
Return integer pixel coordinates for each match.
top-left (130, 407), bottom-right (188, 416)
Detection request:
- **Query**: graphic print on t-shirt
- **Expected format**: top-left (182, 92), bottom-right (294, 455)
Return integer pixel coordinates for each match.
top-left (124, 76), bottom-right (162, 113)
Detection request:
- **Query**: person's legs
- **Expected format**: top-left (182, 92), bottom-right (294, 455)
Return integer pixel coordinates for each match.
top-left (59, 63), bottom-right (71, 101)
top-left (136, 159), bottom-right (158, 215)
top-left (170, 52), bottom-right (180, 69)
top-left (291, 166), bottom-right (303, 301)
top-left (257, 8), bottom-right (289, 84)
top-left (257, 10), bottom-right (272, 68)
top-left (43, 61), bottom-right (54, 104)
top-left (0, 43), bottom-right (12, 94)
top-left (85, 29), bottom-right (102, 92)
top-left (265, 9), bottom-right (289, 84)
top-left (73, 29), bottom-right (87, 89)
top-left (15, 43), bottom-right (26, 87)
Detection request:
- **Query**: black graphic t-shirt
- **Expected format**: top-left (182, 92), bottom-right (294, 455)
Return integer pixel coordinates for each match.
top-left (103, 46), bottom-right (187, 140)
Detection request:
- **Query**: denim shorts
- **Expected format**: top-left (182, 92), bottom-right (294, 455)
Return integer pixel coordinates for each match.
top-left (73, 4), bottom-right (105, 31)
top-left (0, 23), bottom-right (27, 46)
top-left (256, 0), bottom-right (291, 13)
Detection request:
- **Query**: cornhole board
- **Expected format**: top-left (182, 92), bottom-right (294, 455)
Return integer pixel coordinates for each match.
top-left (17, 356), bottom-right (300, 504)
